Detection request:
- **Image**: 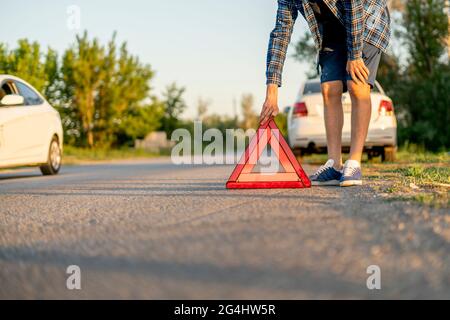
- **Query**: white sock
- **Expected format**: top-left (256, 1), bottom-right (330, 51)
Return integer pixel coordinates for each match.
top-left (344, 160), bottom-right (360, 168)
top-left (325, 159), bottom-right (335, 168)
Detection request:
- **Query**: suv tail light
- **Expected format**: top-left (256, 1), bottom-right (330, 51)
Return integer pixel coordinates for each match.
top-left (379, 100), bottom-right (394, 116)
top-left (293, 102), bottom-right (308, 117)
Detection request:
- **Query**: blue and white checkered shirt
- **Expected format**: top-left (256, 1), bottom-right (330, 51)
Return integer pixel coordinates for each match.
top-left (266, 0), bottom-right (391, 86)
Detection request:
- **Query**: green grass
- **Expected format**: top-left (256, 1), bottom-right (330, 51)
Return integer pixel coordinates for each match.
top-left (364, 154), bottom-right (449, 208)
top-left (396, 144), bottom-right (449, 164)
top-left (301, 145), bottom-right (449, 208)
top-left (395, 166), bottom-right (450, 185)
top-left (63, 146), bottom-right (169, 164)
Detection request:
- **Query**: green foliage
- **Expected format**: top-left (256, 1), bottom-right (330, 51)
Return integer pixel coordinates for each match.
top-left (240, 93), bottom-right (258, 130)
top-left (63, 145), bottom-right (164, 164)
top-left (397, 143), bottom-right (449, 163)
top-left (396, 165), bottom-right (449, 184)
top-left (117, 99), bottom-right (164, 146)
top-left (395, 0), bottom-right (449, 150)
top-left (61, 32), bottom-right (161, 148)
top-left (274, 113), bottom-right (288, 137)
top-left (161, 82), bottom-right (187, 138)
top-left (396, 65), bottom-right (450, 149)
top-left (203, 114), bottom-right (238, 133)
top-left (292, 32), bottom-right (318, 79)
top-left (403, 0), bottom-right (448, 75)
top-left (0, 39), bottom-right (57, 93)
top-left (376, 53), bottom-right (401, 97)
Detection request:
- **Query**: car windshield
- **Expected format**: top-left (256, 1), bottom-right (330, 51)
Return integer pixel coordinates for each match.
top-left (303, 82), bottom-right (321, 95)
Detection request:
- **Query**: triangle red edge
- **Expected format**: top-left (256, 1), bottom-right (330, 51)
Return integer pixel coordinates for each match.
top-left (226, 119), bottom-right (311, 189)
top-left (227, 121), bottom-right (270, 182)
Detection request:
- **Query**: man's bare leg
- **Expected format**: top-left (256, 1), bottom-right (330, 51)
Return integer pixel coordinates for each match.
top-left (321, 81), bottom-right (344, 170)
top-left (347, 80), bottom-right (372, 163)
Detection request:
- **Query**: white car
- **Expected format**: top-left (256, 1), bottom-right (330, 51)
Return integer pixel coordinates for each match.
top-left (287, 78), bottom-right (397, 162)
top-left (0, 75), bottom-right (63, 175)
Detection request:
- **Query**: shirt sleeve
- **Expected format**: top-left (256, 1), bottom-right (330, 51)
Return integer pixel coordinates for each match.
top-left (344, 0), bottom-right (365, 61)
top-left (266, 0), bottom-right (298, 87)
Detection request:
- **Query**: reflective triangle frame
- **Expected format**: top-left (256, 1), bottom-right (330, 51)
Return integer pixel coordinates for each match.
top-left (226, 119), bottom-right (311, 189)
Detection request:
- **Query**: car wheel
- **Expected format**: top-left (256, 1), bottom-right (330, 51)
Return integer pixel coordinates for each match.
top-left (40, 137), bottom-right (62, 175)
top-left (381, 146), bottom-right (396, 162)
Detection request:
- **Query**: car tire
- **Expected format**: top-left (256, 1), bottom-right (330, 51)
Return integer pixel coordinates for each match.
top-left (40, 137), bottom-right (62, 175)
top-left (381, 146), bottom-right (396, 162)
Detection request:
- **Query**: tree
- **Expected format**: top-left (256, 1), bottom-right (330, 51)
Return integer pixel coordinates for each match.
top-left (96, 37), bottom-right (158, 147)
top-left (240, 93), bottom-right (258, 130)
top-left (117, 98), bottom-right (164, 146)
top-left (292, 32), bottom-right (318, 79)
top-left (197, 97), bottom-right (210, 121)
top-left (396, 0), bottom-right (449, 150)
top-left (161, 83), bottom-right (187, 137)
top-left (62, 32), bottom-right (160, 148)
top-left (376, 53), bottom-right (401, 98)
top-left (403, 0), bottom-right (448, 75)
top-left (0, 40), bottom-right (59, 95)
top-left (62, 33), bottom-right (106, 147)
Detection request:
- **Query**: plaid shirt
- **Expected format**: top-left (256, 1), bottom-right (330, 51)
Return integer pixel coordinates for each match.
top-left (266, 0), bottom-right (391, 86)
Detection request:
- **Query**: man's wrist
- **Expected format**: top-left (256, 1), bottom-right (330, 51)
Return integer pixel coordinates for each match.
top-left (348, 50), bottom-right (362, 61)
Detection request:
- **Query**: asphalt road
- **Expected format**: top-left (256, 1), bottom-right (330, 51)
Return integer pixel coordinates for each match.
top-left (0, 159), bottom-right (449, 299)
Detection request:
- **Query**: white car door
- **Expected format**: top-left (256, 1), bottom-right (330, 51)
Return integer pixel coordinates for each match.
top-left (14, 80), bottom-right (50, 161)
top-left (0, 80), bottom-right (32, 166)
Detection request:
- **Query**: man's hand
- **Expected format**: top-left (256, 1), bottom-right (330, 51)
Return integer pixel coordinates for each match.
top-left (260, 84), bottom-right (279, 125)
top-left (346, 59), bottom-right (369, 84)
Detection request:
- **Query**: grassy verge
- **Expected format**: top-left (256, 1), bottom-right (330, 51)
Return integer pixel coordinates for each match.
top-left (63, 146), bottom-right (170, 165)
top-left (366, 162), bottom-right (449, 208)
top-left (303, 147), bottom-right (449, 208)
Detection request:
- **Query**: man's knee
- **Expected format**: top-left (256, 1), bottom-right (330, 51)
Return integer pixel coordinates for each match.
top-left (321, 81), bottom-right (343, 102)
top-left (347, 81), bottom-right (371, 100)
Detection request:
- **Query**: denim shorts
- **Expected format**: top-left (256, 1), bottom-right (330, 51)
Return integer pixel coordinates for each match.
top-left (318, 42), bottom-right (382, 92)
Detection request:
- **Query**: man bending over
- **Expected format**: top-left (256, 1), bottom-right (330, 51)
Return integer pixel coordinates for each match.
top-left (260, 0), bottom-right (390, 187)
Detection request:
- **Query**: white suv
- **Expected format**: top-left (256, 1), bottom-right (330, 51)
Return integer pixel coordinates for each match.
top-left (287, 78), bottom-right (397, 162)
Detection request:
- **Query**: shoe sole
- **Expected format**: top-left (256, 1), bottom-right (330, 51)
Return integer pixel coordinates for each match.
top-left (312, 180), bottom-right (341, 186)
top-left (340, 180), bottom-right (363, 187)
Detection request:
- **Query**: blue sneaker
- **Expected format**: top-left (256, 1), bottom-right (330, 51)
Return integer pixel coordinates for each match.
top-left (340, 160), bottom-right (363, 187)
top-left (310, 159), bottom-right (342, 186)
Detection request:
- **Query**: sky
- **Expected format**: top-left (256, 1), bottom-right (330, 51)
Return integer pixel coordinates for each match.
top-left (1, 0), bottom-right (310, 119)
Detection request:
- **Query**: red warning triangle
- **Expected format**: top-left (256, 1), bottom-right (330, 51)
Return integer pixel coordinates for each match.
top-left (226, 119), bottom-right (311, 189)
